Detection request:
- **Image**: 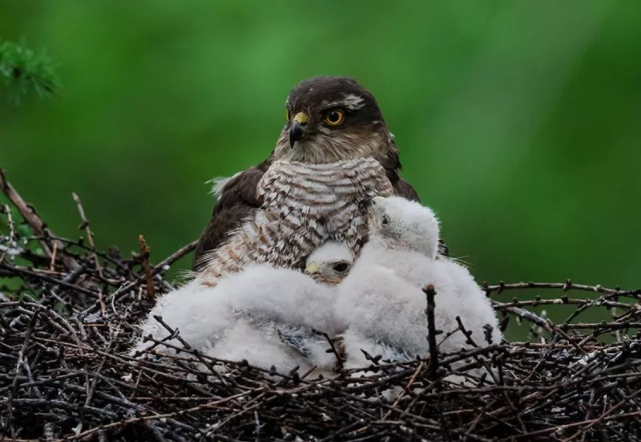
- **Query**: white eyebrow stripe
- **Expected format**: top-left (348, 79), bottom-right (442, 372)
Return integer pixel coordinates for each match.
top-left (322, 94), bottom-right (366, 111)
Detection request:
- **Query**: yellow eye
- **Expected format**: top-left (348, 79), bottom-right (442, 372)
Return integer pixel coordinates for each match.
top-left (324, 109), bottom-right (345, 126)
top-left (285, 109), bottom-right (291, 122)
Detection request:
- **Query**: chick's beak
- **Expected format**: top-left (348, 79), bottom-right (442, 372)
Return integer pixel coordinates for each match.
top-left (289, 112), bottom-right (308, 148)
top-left (305, 262), bottom-right (320, 275)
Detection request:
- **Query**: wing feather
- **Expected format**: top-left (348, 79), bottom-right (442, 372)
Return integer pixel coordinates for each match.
top-left (392, 177), bottom-right (420, 202)
top-left (193, 158), bottom-right (271, 269)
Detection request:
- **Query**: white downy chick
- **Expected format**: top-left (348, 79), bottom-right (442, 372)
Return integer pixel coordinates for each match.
top-left (133, 278), bottom-right (236, 355)
top-left (304, 241), bottom-right (354, 286)
top-left (336, 196), bottom-right (502, 376)
top-left (352, 196), bottom-right (439, 288)
top-left (134, 241), bottom-right (353, 376)
top-left (213, 243), bottom-right (353, 373)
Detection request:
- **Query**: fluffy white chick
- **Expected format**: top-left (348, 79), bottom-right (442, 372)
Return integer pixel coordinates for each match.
top-left (336, 196), bottom-right (502, 374)
top-left (304, 241), bottom-right (354, 286)
top-left (133, 278), bottom-right (235, 355)
top-left (351, 196), bottom-right (439, 287)
top-left (213, 242), bottom-right (353, 373)
top-left (134, 241), bottom-right (353, 375)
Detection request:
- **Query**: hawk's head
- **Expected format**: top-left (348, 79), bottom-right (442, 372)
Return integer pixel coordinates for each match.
top-left (274, 76), bottom-right (398, 165)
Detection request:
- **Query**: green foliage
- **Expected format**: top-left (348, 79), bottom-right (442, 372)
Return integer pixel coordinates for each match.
top-left (0, 38), bottom-right (61, 104)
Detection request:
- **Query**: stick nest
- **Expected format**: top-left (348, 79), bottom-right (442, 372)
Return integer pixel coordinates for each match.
top-left (1, 170), bottom-right (641, 442)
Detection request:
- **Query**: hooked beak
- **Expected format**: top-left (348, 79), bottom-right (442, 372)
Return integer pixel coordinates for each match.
top-left (305, 261), bottom-right (320, 275)
top-left (289, 112), bottom-right (308, 148)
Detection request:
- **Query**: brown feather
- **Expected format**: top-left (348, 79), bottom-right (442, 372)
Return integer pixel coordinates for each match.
top-left (392, 177), bottom-right (420, 202)
top-left (193, 158), bottom-right (271, 269)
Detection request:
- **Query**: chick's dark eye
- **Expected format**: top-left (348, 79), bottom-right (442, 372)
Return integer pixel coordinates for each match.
top-left (324, 109), bottom-right (345, 126)
top-left (333, 262), bottom-right (349, 273)
top-left (382, 215), bottom-right (390, 225)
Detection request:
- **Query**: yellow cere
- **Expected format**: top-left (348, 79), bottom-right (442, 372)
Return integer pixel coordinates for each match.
top-left (305, 261), bottom-right (320, 274)
top-left (293, 112), bottom-right (309, 124)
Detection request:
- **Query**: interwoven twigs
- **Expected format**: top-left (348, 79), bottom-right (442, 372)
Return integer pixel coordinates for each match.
top-left (2, 171), bottom-right (641, 441)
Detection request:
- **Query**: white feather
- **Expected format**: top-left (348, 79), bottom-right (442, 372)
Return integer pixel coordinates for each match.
top-left (306, 241), bottom-right (354, 266)
top-left (133, 279), bottom-right (235, 355)
top-left (218, 264), bottom-right (341, 335)
top-left (206, 172), bottom-right (241, 200)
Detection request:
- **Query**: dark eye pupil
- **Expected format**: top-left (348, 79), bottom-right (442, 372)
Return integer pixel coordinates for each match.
top-left (382, 216), bottom-right (390, 225)
top-left (334, 263), bottom-right (349, 273)
top-left (329, 112), bottom-right (339, 122)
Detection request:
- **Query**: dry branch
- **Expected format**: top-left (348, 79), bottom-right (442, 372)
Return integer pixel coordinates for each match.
top-left (423, 284), bottom-right (440, 380)
top-left (72, 192), bottom-right (101, 275)
top-left (0, 169), bottom-right (78, 270)
top-left (138, 234), bottom-right (155, 299)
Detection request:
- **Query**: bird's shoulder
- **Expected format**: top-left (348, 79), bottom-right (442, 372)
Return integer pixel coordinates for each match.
top-left (193, 158), bottom-right (272, 268)
top-left (216, 159), bottom-right (271, 210)
top-left (392, 177), bottom-right (421, 202)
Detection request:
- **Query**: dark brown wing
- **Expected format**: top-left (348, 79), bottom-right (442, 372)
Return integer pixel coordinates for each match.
top-left (193, 158), bottom-right (272, 270)
top-left (392, 177), bottom-right (420, 202)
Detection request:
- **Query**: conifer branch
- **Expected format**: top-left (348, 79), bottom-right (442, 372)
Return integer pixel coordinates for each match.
top-left (0, 38), bottom-right (62, 105)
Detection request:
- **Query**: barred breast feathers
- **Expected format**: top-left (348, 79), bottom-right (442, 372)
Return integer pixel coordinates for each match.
top-left (200, 157), bottom-right (393, 285)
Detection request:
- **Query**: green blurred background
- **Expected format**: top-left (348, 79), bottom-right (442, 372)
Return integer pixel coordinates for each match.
top-left (1, 1), bottom-right (640, 324)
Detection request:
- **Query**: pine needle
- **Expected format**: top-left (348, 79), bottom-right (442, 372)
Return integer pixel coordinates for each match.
top-left (0, 38), bottom-right (62, 105)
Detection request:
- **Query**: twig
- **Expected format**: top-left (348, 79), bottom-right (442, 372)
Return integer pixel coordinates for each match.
top-left (485, 280), bottom-right (641, 299)
top-left (6, 311), bottom-right (39, 439)
top-left (313, 329), bottom-right (345, 371)
top-left (0, 203), bottom-right (16, 263)
top-left (423, 284), bottom-right (440, 380)
top-left (81, 240), bottom-right (198, 316)
top-left (0, 169), bottom-right (78, 270)
top-left (138, 234), bottom-right (155, 299)
top-left (455, 316), bottom-right (479, 348)
top-left (0, 262), bottom-right (100, 298)
top-left (493, 303), bottom-right (555, 335)
top-left (153, 240), bottom-right (198, 273)
top-left (72, 193), bottom-right (101, 275)
top-left (49, 241), bottom-right (58, 271)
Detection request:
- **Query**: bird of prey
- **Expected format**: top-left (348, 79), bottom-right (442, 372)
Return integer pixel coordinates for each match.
top-left (335, 196), bottom-right (501, 374)
top-left (193, 76), bottom-right (424, 281)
